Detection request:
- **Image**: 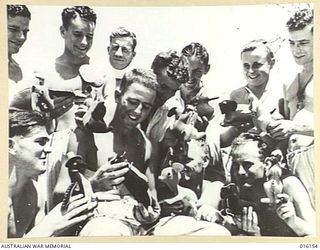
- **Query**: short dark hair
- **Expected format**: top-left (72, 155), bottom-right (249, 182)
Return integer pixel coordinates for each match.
top-left (287, 8), bottom-right (313, 33)
top-left (110, 27), bottom-right (137, 51)
top-left (231, 132), bottom-right (272, 161)
top-left (9, 108), bottom-right (48, 138)
top-left (7, 5), bottom-right (31, 19)
top-left (241, 39), bottom-right (275, 65)
top-left (182, 42), bottom-right (209, 67)
top-left (61, 6), bottom-right (97, 29)
top-left (120, 68), bottom-right (159, 95)
top-left (151, 50), bottom-right (189, 84)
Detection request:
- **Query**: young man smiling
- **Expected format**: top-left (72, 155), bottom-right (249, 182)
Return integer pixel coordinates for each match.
top-left (79, 68), bottom-right (160, 236)
top-left (8, 108), bottom-right (96, 238)
top-left (7, 5), bottom-right (31, 83)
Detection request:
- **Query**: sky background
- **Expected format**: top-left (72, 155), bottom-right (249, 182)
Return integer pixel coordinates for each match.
top-left (15, 3), bottom-right (311, 98)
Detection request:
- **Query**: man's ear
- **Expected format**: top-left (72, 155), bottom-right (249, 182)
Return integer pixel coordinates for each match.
top-left (132, 51), bottom-right (136, 58)
top-left (114, 90), bottom-right (121, 103)
top-left (60, 26), bottom-right (66, 38)
top-left (269, 59), bottom-right (275, 69)
top-left (204, 64), bottom-right (211, 75)
top-left (107, 46), bottom-right (111, 55)
top-left (8, 138), bottom-right (17, 155)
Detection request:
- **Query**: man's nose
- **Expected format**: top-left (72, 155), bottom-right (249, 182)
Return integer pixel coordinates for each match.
top-left (134, 103), bottom-right (143, 115)
top-left (115, 47), bottom-right (123, 57)
top-left (248, 66), bottom-right (255, 73)
top-left (16, 31), bottom-right (26, 42)
top-left (42, 144), bottom-right (52, 156)
top-left (80, 36), bottom-right (88, 46)
top-left (238, 164), bottom-right (247, 176)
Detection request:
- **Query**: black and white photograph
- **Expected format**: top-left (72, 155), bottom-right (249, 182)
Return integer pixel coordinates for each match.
top-left (5, 1), bottom-right (316, 240)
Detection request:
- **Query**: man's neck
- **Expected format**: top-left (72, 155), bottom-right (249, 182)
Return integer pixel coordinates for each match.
top-left (9, 166), bottom-right (29, 199)
top-left (55, 51), bottom-right (89, 80)
top-left (301, 62), bottom-right (313, 78)
top-left (59, 50), bottom-right (89, 66)
top-left (247, 81), bottom-right (268, 100)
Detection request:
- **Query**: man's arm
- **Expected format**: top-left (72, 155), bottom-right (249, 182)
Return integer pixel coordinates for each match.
top-left (279, 176), bottom-right (316, 236)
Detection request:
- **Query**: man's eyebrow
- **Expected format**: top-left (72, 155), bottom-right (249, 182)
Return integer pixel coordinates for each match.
top-left (289, 39), bottom-right (310, 43)
top-left (8, 25), bottom-right (19, 29)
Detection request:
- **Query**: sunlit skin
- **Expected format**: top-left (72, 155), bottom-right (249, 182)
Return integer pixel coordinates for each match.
top-left (231, 140), bottom-right (265, 188)
top-left (114, 82), bottom-right (156, 130)
top-left (60, 16), bottom-right (95, 60)
top-left (9, 126), bottom-right (50, 180)
top-left (241, 47), bottom-right (273, 91)
top-left (288, 25), bottom-right (313, 67)
top-left (7, 15), bottom-right (30, 56)
top-left (180, 56), bottom-right (209, 102)
top-left (108, 37), bottom-right (136, 70)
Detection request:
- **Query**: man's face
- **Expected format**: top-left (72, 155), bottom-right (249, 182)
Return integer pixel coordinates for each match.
top-left (61, 16), bottom-right (95, 59)
top-left (116, 82), bottom-right (156, 129)
top-left (231, 140), bottom-right (265, 187)
top-left (180, 56), bottom-right (209, 94)
top-left (289, 25), bottom-right (313, 66)
top-left (7, 15), bottom-right (30, 55)
top-left (108, 37), bottom-right (136, 70)
top-left (11, 126), bottom-right (50, 179)
top-left (241, 47), bottom-right (273, 88)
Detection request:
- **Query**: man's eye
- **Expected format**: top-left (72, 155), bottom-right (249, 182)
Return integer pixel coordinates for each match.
top-left (73, 32), bottom-right (83, 38)
top-left (252, 62), bottom-right (263, 69)
top-left (128, 99), bottom-right (139, 106)
top-left (35, 138), bottom-right (49, 146)
top-left (111, 45), bottom-right (119, 51)
top-left (142, 104), bottom-right (152, 111)
top-left (87, 35), bottom-right (93, 40)
top-left (243, 63), bottom-right (250, 69)
top-left (242, 161), bottom-right (254, 169)
top-left (8, 27), bottom-right (19, 32)
top-left (300, 41), bottom-right (310, 45)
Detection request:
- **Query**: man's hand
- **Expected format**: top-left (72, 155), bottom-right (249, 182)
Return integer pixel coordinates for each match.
top-left (160, 198), bottom-right (196, 217)
top-left (173, 112), bottom-right (205, 140)
top-left (133, 198), bottom-right (160, 225)
top-left (196, 204), bottom-right (219, 222)
top-left (267, 120), bottom-right (295, 140)
top-left (234, 206), bottom-right (261, 236)
top-left (89, 161), bottom-right (129, 192)
top-left (275, 193), bottom-right (296, 223)
top-left (26, 194), bottom-right (97, 237)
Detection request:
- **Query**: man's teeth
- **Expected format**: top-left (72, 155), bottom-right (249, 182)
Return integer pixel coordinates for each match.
top-left (128, 114), bottom-right (138, 120)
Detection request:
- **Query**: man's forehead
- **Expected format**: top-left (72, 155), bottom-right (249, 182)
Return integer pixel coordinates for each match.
top-left (125, 83), bottom-right (156, 101)
top-left (69, 16), bottom-right (95, 30)
top-left (243, 46), bottom-right (269, 60)
top-left (289, 25), bottom-right (313, 40)
top-left (8, 15), bottom-right (30, 27)
top-left (111, 36), bottom-right (134, 46)
top-left (22, 126), bottom-right (49, 138)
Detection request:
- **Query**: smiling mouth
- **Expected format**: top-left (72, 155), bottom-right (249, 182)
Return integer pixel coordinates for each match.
top-left (128, 114), bottom-right (139, 121)
top-left (76, 46), bottom-right (88, 52)
top-left (113, 57), bottom-right (125, 62)
top-left (248, 75), bottom-right (259, 80)
top-left (295, 55), bottom-right (305, 59)
top-left (10, 41), bottom-right (23, 47)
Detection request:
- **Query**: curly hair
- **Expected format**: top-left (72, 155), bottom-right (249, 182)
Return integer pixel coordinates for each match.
top-left (241, 39), bottom-right (275, 65)
top-left (61, 6), bottom-right (97, 29)
top-left (182, 42), bottom-right (209, 67)
top-left (231, 132), bottom-right (272, 161)
top-left (287, 8), bottom-right (313, 33)
top-left (120, 68), bottom-right (159, 94)
top-left (151, 50), bottom-right (189, 84)
top-left (7, 5), bottom-right (31, 19)
top-left (9, 108), bottom-right (48, 138)
top-left (110, 27), bottom-right (137, 51)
